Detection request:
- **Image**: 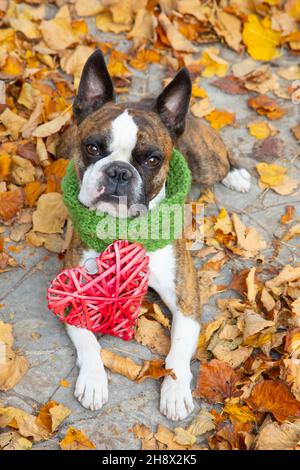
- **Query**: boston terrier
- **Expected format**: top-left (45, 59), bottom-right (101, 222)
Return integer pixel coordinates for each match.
top-left (63, 49), bottom-right (251, 421)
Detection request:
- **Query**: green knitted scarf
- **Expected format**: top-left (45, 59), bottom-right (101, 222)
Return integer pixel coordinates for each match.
top-left (62, 148), bottom-right (191, 252)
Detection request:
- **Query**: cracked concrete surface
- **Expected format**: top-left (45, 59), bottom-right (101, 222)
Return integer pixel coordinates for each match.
top-left (0, 20), bottom-right (300, 449)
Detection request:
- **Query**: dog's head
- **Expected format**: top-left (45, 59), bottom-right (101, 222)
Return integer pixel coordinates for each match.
top-left (72, 49), bottom-right (191, 217)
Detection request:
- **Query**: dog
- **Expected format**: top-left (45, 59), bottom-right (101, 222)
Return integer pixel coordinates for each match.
top-left (63, 49), bottom-right (251, 421)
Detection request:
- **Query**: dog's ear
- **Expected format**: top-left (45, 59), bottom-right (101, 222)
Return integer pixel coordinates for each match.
top-left (73, 49), bottom-right (114, 124)
top-left (155, 67), bottom-right (192, 137)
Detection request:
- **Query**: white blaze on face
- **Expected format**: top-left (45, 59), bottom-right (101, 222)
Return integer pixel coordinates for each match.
top-left (109, 110), bottom-right (138, 162)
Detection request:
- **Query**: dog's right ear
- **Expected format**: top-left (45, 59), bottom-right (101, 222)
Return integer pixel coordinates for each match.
top-left (73, 49), bottom-right (114, 124)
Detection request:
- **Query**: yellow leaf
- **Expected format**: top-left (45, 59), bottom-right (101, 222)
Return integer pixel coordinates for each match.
top-left (200, 47), bottom-right (228, 78)
top-left (247, 121), bottom-right (278, 139)
top-left (223, 402), bottom-right (256, 423)
top-left (32, 193), bottom-right (68, 234)
top-left (205, 109), bottom-right (235, 130)
top-left (192, 84), bottom-right (207, 98)
top-left (60, 426), bottom-right (96, 450)
top-left (256, 162), bottom-right (286, 187)
top-left (242, 14), bottom-right (281, 61)
top-left (0, 108), bottom-right (27, 140)
top-left (191, 97), bottom-right (215, 118)
top-left (96, 11), bottom-right (130, 34)
top-left (32, 110), bottom-right (72, 138)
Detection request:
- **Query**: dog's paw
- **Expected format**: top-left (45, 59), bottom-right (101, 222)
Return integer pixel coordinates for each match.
top-left (160, 375), bottom-right (194, 421)
top-left (75, 364), bottom-right (108, 411)
top-left (222, 168), bottom-right (251, 193)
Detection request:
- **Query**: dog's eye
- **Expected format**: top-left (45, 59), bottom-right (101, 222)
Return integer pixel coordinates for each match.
top-left (144, 154), bottom-right (161, 168)
top-left (86, 144), bottom-right (99, 156)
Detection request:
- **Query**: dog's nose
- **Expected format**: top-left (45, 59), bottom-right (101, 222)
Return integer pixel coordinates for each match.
top-left (105, 164), bottom-right (133, 183)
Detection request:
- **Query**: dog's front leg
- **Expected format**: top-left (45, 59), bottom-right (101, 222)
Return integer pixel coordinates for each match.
top-left (148, 241), bottom-right (201, 421)
top-left (66, 248), bottom-right (108, 411)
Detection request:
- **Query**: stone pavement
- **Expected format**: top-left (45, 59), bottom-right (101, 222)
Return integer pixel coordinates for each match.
top-left (0, 17), bottom-right (300, 450)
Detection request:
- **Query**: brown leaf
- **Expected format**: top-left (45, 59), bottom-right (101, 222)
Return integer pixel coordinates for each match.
top-left (292, 123), bottom-right (300, 141)
top-left (36, 400), bottom-right (71, 433)
top-left (256, 419), bottom-right (300, 450)
top-left (60, 426), bottom-right (95, 450)
top-left (252, 136), bottom-right (285, 162)
top-left (232, 214), bottom-right (266, 258)
top-left (132, 424), bottom-right (158, 450)
top-left (32, 193), bottom-right (68, 234)
top-left (0, 321), bottom-right (29, 391)
top-left (100, 348), bottom-right (141, 381)
top-left (212, 75), bottom-right (247, 94)
top-left (246, 380), bottom-right (300, 422)
top-left (247, 95), bottom-right (286, 120)
top-left (135, 316), bottom-right (170, 356)
top-left (32, 110), bottom-right (72, 138)
top-left (0, 188), bottom-right (24, 221)
top-left (158, 13), bottom-right (197, 53)
top-left (0, 431), bottom-right (32, 450)
top-left (136, 359), bottom-right (175, 383)
top-left (194, 359), bottom-right (242, 403)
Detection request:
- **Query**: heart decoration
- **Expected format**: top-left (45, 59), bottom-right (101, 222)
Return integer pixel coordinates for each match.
top-left (47, 240), bottom-right (149, 341)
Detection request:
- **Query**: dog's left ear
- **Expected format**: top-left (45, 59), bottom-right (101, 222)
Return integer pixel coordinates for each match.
top-left (155, 67), bottom-right (192, 137)
top-left (73, 49), bottom-right (114, 124)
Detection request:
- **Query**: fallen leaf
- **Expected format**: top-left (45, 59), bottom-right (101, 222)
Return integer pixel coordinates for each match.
top-left (9, 223), bottom-right (32, 242)
top-left (247, 121), bottom-right (278, 139)
top-left (135, 316), bottom-right (170, 356)
top-left (248, 95), bottom-right (286, 120)
top-left (222, 402), bottom-right (256, 424)
top-left (0, 154), bottom-right (11, 178)
top-left (36, 400), bottom-right (71, 433)
top-left (74, 0), bottom-right (104, 17)
top-left (243, 310), bottom-right (274, 342)
top-left (283, 223), bottom-right (300, 242)
top-left (278, 65), bottom-right (300, 80)
top-left (96, 11), bottom-right (131, 34)
top-left (246, 380), bottom-right (300, 422)
top-left (256, 419), bottom-right (300, 450)
top-left (158, 13), bottom-right (197, 53)
top-left (0, 108), bottom-right (27, 139)
top-left (242, 14), bottom-right (280, 61)
top-left (212, 76), bottom-right (247, 95)
top-left (187, 409), bottom-right (216, 436)
top-left (0, 188), bottom-right (24, 221)
top-left (205, 109), bottom-right (235, 130)
top-left (11, 156), bottom-right (35, 186)
top-left (0, 431), bottom-right (32, 450)
top-left (132, 424), bottom-right (158, 450)
top-left (191, 97), bottom-right (215, 118)
top-left (200, 47), bottom-right (228, 78)
top-left (128, 9), bottom-right (156, 50)
top-left (292, 123), bottom-right (300, 141)
top-left (32, 193), bottom-right (68, 234)
top-left (136, 359), bottom-right (175, 383)
top-left (24, 181), bottom-right (45, 207)
top-left (0, 321), bottom-right (29, 391)
top-left (232, 214), bottom-right (266, 258)
top-left (60, 426), bottom-right (95, 450)
top-left (246, 268), bottom-right (258, 303)
top-left (194, 359), bottom-right (242, 403)
top-left (40, 7), bottom-right (79, 51)
top-left (32, 110), bottom-right (72, 138)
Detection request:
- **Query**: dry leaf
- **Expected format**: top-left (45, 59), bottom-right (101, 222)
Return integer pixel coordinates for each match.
top-left (242, 14), bottom-right (280, 61)
top-left (191, 97), bottom-right (215, 118)
top-left (256, 419), bottom-right (300, 450)
top-left (0, 431), bottom-right (32, 450)
top-left (135, 316), bottom-right (170, 356)
top-left (247, 121), bottom-right (278, 139)
top-left (246, 380), bottom-right (300, 422)
top-left (205, 109), bottom-right (235, 130)
top-left (158, 13), bottom-right (197, 53)
top-left (32, 111), bottom-right (72, 138)
top-left (0, 108), bottom-right (27, 139)
top-left (242, 310), bottom-right (274, 342)
top-left (96, 11), bottom-right (131, 34)
top-left (222, 402), bottom-right (256, 424)
top-left (36, 400), bottom-right (71, 433)
top-left (40, 8), bottom-right (79, 51)
top-left (60, 426), bottom-right (95, 450)
top-left (132, 423), bottom-right (158, 450)
top-left (11, 156), bottom-right (35, 186)
top-left (200, 47), bottom-right (228, 78)
top-left (248, 95), bottom-right (286, 120)
top-left (246, 268), bottom-right (258, 303)
top-left (194, 359), bottom-right (242, 403)
top-left (75, 0), bottom-right (104, 17)
top-left (0, 188), bottom-right (24, 221)
top-left (187, 409), bottom-right (216, 436)
top-left (32, 193), bottom-right (68, 234)
top-left (0, 321), bottom-right (29, 391)
top-left (232, 214), bottom-right (266, 258)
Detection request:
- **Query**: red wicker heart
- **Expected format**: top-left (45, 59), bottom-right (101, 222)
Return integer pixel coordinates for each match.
top-left (47, 240), bottom-right (149, 340)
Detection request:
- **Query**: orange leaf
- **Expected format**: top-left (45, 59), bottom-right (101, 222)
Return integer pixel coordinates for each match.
top-left (60, 426), bottom-right (95, 450)
top-left (0, 189), bottom-right (24, 221)
top-left (0, 154), bottom-right (11, 178)
top-left (194, 359), bottom-right (242, 403)
top-left (246, 380), bottom-right (300, 422)
top-left (24, 181), bottom-right (46, 207)
top-left (205, 109), bottom-right (235, 130)
top-left (248, 95), bottom-right (286, 120)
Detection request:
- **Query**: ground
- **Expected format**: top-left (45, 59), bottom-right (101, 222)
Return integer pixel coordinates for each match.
top-left (1, 14), bottom-right (300, 450)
